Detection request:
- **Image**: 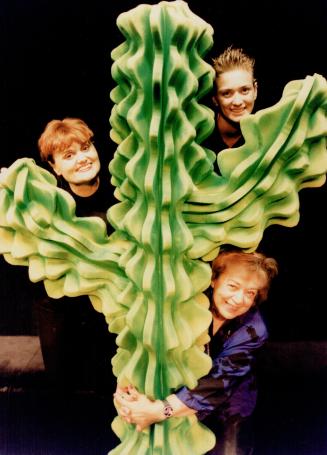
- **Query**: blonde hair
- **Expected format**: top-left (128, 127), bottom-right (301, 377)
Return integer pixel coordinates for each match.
top-left (38, 118), bottom-right (93, 162)
top-left (212, 46), bottom-right (255, 79)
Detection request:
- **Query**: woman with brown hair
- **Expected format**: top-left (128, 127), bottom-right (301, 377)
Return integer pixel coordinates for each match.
top-left (115, 248), bottom-right (278, 454)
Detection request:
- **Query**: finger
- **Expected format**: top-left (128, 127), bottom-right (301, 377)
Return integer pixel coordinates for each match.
top-left (115, 393), bottom-right (135, 411)
top-left (116, 385), bottom-right (128, 394)
top-left (123, 392), bottom-right (135, 402)
top-left (127, 385), bottom-right (140, 399)
top-left (127, 384), bottom-right (137, 392)
top-left (123, 416), bottom-right (132, 424)
top-left (114, 393), bottom-right (125, 406)
top-left (114, 391), bottom-right (127, 400)
top-left (136, 423), bottom-right (145, 432)
top-left (120, 406), bottom-right (131, 417)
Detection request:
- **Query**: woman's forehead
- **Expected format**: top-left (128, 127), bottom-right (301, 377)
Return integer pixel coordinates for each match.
top-left (220, 263), bottom-right (267, 287)
top-left (217, 68), bottom-right (254, 89)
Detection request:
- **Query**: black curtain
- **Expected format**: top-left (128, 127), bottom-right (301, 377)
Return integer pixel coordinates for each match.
top-left (0, 0), bottom-right (326, 340)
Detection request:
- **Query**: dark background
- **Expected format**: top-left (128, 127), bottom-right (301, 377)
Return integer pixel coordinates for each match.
top-left (0, 0), bottom-right (326, 341)
top-left (0, 1), bottom-right (326, 455)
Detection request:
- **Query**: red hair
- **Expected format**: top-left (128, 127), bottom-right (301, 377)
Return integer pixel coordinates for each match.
top-left (38, 118), bottom-right (93, 162)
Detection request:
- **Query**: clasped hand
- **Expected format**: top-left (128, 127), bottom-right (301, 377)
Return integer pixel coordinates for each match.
top-left (114, 385), bottom-right (165, 432)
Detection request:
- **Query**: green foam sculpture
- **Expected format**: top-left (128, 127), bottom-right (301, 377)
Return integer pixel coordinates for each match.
top-left (0, 1), bottom-right (327, 453)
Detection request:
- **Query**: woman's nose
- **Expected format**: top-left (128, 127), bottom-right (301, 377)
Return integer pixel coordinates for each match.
top-left (231, 93), bottom-right (243, 105)
top-left (76, 151), bottom-right (88, 162)
top-left (232, 289), bottom-right (244, 304)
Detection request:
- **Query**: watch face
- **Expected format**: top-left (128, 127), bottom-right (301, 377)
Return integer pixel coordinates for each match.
top-left (163, 399), bottom-right (173, 417)
top-left (164, 406), bottom-right (173, 417)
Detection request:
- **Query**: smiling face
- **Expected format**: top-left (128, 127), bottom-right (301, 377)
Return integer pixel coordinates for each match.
top-left (51, 140), bottom-right (101, 187)
top-left (211, 262), bottom-right (267, 321)
top-left (214, 68), bottom-right (257, 123)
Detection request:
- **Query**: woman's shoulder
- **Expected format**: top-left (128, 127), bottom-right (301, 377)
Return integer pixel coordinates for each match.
top-left (230, 308), bottom-right (268, 345)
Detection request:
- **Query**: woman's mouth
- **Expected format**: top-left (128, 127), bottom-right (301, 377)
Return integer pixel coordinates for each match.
top-left (76, 163), bottom-right (92, 172)
top-left (231, 109), bottom-right (246, 116)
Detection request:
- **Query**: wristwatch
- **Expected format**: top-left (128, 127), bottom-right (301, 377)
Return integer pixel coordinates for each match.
top-left (161, 398), bottom-right (173, 418)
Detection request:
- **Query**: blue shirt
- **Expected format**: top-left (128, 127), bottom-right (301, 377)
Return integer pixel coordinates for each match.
top-left (176, 307), bottom-right (268, 423)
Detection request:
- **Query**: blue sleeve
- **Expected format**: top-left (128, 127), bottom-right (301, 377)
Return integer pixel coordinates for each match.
top-left (176, 316), bottom-right (268, 420)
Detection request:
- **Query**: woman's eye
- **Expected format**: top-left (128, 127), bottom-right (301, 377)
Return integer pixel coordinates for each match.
top-left (81, 141), bottom-right (92, 151)
top-left (246, 291), bottom-right (256, 298)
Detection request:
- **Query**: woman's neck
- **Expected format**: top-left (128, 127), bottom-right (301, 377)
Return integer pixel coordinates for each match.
top-left (69, 176), bottom-right (100, 197)
top-left (211, 305), bottom-right (226, 335)
top-left (212, 314), bottom-right (225, 335)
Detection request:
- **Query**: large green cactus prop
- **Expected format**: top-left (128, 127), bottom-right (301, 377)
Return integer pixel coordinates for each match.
top-left (109, 1), bottom-right (327, 453)
top-left (109, 0), bottom-right (216, 398)
top-left (0, 1), bottom-right (327, 454)
top-left (108, 1), bottom-right (217, 452)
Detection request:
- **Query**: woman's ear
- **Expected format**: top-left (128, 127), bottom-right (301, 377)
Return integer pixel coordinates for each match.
top-left (212, 95), bottom-right (219, 107)
top-left (253, 79), bottom-right (258, 100)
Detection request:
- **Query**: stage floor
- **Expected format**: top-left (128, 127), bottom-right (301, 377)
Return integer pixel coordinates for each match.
top-left (0, 337), bottom-right (326, 455)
